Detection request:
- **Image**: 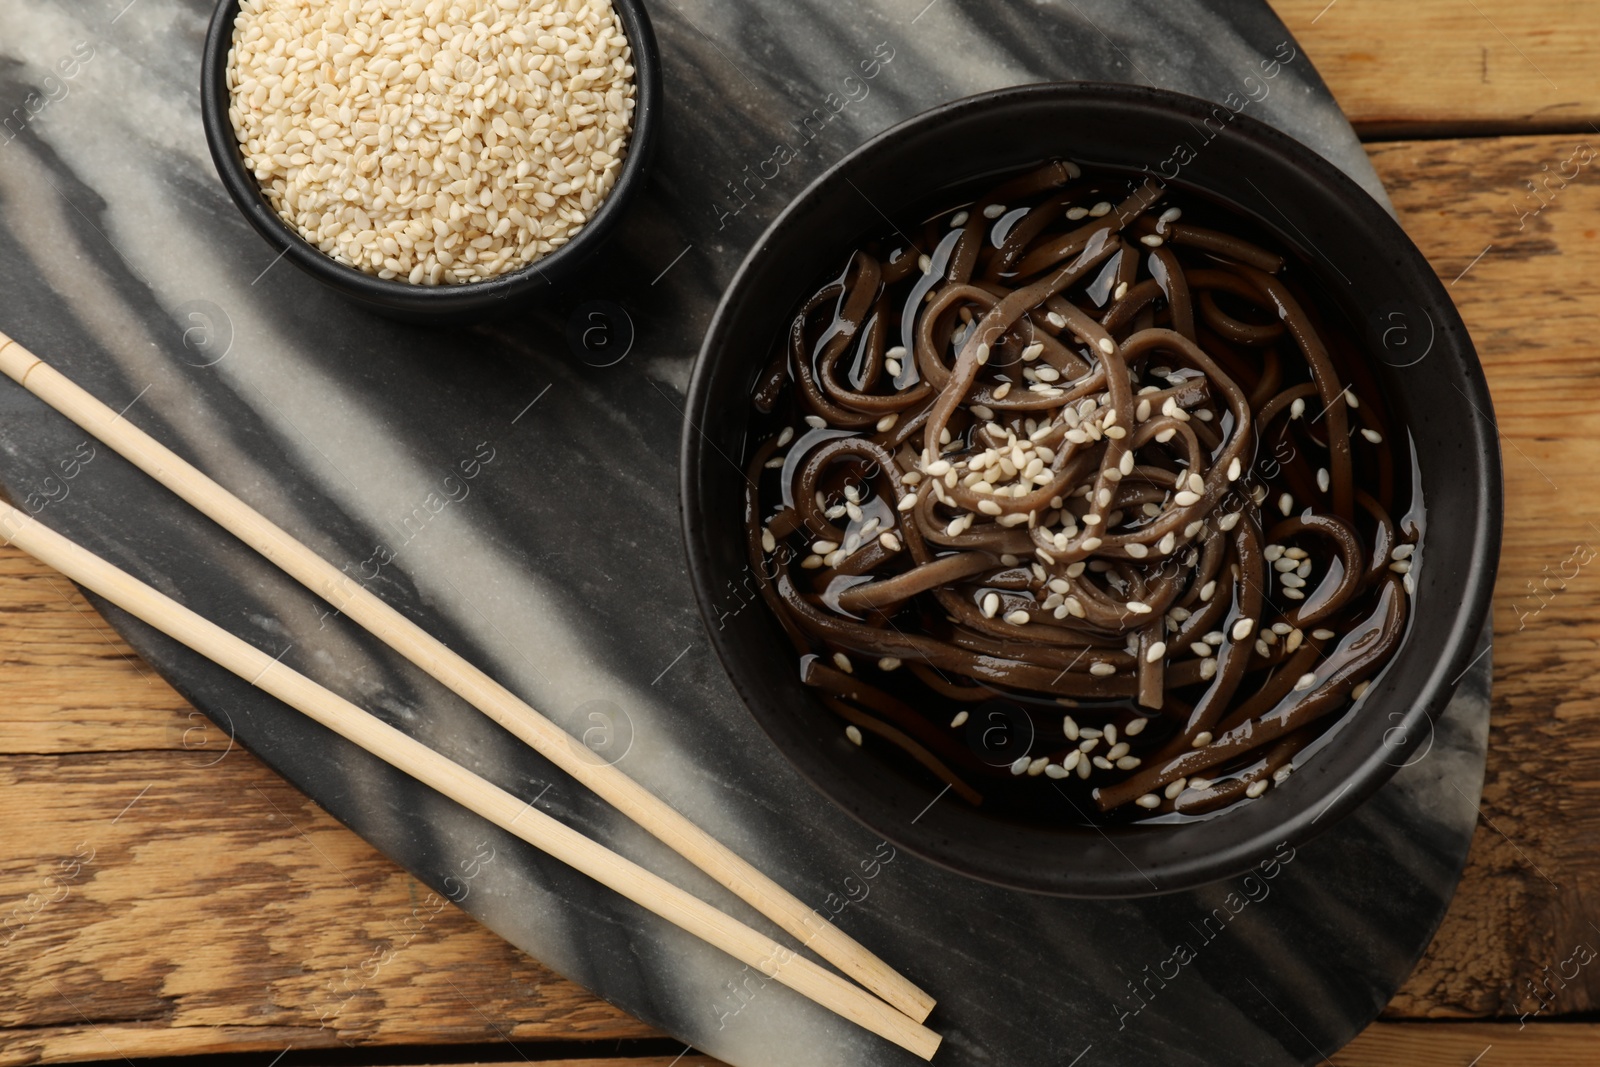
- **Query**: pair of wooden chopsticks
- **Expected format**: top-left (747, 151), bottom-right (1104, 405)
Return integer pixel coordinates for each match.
top-left (0, 333), bottom-right (941, 1061)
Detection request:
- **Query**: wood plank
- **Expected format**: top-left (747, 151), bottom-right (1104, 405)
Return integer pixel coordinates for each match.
top-left (1342, 1022), bottom-right (1600, 1064)
top-left (1270, 0), bottom-right (1599, 134)
top-left (0, 748), bottom-right (659, 1066)
top-left (1368, 132), bottom-right (1600, 1020)
top-left (2, 130), bottom-right (1600, 1061)
top-left (0, 550), bottom-right (187, 753)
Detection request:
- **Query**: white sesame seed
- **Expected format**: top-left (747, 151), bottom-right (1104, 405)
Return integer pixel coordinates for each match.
top-left (1165, 778), bottom-right (1188, 799)
top-left (1027, 756), bottom-right (1048, 776)
top-left (1114, 281), bottom-right (1129, 300)
top-left (1361, 427), bottom-right (1384, 444)
top-left (1045, 762), bottom-right (1070, 779)
top-left (1063, 716), bottom-right (1079, 740)
top-left (1159, 206), bottom-right (1183, 225)
top-left (1146, 641), bottom-right (1167, 663)
top-left (1127, 717), bottom-right (1148, 736)
top-left (918, 254), bottom-right (933, 273)
top-left (1192, 731), bottom-right (1213, 747)
top-left (1140, 234), bottom-right (1164, 247)
top-left (1093, 756), bottom-right (1114, 770)
top-left (1047, 311), bottom-right (1067, 328)
top-left (951, 710), bottom-right (970, 728)
top-left (1126, 600), bottom-right (1153, 614)
top-left (1217, 512), bottom-right (1241, 532)
top-left (777, 426), bottom-right (795, 447)
top-left (1317, 467), bottom-right (1330, 493)
top-left (1081, 536), bottom-right (1104, 551)
top-left (1232, 617), bottom-right (1255, 640)
top-left (1066, 206), bottom-right (1089, 221)
top-left (1352, 680), bottom-right (1371, 700)
top-left (1063, 750), bottom-right (1082, 772)
top-left (1344, 388), bottom-right (1360, 409)
top-left (975, 342), bottom-right (991, 364)
top-left (1227, 457), bottom-right (1242, 482)
top-left (1200, 657), bottom-right (1218, 680)
top-left (1246, 779), bottom-right (1269, 798)
top-left (1279, 493), bottom-right (1294, 516)
top-left (1077, 756), bottom-right (1092, 778)
top-left (813, 540), bottom-right (839, 554)
top-left (898, 494), bottom-right (918, 512)
top-left (950, 210), bottom-right (970, 227)
top-left (845, 725), bottom-right (863, 745)
top-left (1255, 639), bottom-right (1271, 657)
top-left (1116, 755), bottom-right (1142, 771)
top-left (1089, 201), bottom-right (1112, 217)
top-left (1089, 662), bottom-right (1117, 677)
top-left (876, 413), bottom-right (899, 433)
top-left (878, 532), bottom-right (903, 552)
top-left (1136, 794), bottom-right (1162, 809)
top-left (1392, 544), bottom-right (1415, 561)
top-left (1294, 673), bottom-right (1317, 691)
top-left (1200, 580), bottom-right (1217, 601)
top-left (1005, 609), bottom-right (1032, 625)
top-left (1290, 397), bottom-right (1306, 419)
top-left (1174, 490), bottom-right (1201, 506)
top-left (926, 459), bottom-right (952, 476)
top-left (1189, 777), bottom-right (1212, 791)
top-left (801, 554), bottom-right (824, 569)
top-left (1403, 572), bottom-right (1415, 595)
top-left (1283, 588), bottom-right (1305, 599)
top-left (1126, 542), bottom-right (1149, 559)
top-left (761, 527), bottom-right (776, 553)
top-left (1010, 756), bottom-right (1031, 775)
top-left (983, 202), bottom-right (1006, 218)
top-left (805, 415), bottom-right (827, 429)
top-left (832, 652), bottom-right (853, 673)
top-left (981, 592), bottom-right (1000, 618)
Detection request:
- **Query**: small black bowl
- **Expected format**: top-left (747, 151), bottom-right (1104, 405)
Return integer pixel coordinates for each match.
top-left (200, 0), bottom-right (660, 323)
top-left (682, 83), bottom-right (1503, 897)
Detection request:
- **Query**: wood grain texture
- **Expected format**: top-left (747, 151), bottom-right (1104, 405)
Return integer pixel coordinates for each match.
top-left (1341, 1022), bottom-right (1600, 1065)
top-left (0, 745), bottom-right (659, 1065)
top-left (1369, 132), bottom-right (1600, 1021)
top-left (1271, 0), bottom-right (1599, 134)
top-left (2, 131), bottom-right (1599, 1062)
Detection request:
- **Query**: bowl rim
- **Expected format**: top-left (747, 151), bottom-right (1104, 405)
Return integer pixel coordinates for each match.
top-left (681, 80), bottom-right (1504, 897)
top-left (199, 0), bottom-right (660, 314)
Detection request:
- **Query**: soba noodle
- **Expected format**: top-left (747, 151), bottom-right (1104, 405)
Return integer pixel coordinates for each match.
top-left (743, 160), bottom-right (1416, 822)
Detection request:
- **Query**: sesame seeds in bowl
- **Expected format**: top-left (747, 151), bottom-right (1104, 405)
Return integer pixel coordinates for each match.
top-left (201, 0), bottom-right (660, 320)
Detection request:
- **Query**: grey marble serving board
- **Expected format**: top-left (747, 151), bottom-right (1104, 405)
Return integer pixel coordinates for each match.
top-left (0, 1), bottom-right (1489, 1064)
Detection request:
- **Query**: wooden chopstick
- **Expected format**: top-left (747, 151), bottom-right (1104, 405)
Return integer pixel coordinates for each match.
top-left (0, 334), bottom-right (936, 1027)
top-left (0, 500), bottom-right (941, 1060)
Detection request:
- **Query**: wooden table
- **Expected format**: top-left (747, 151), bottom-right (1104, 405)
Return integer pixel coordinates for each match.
top-left (3, 1), bottom-right (1597, 1063)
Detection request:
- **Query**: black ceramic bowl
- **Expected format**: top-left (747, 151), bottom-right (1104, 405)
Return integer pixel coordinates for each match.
top-left (200, 0), bottom-right (659, 323)
top-left (682, 83), bottom-right (1503, 898)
